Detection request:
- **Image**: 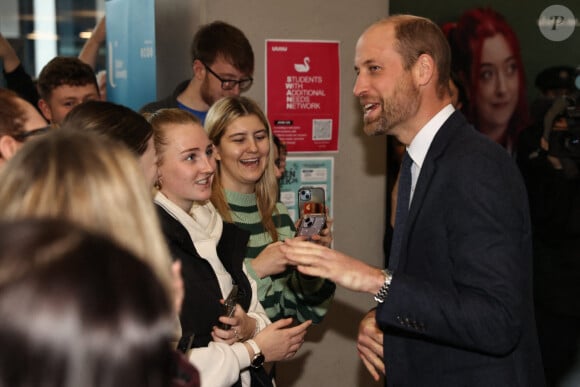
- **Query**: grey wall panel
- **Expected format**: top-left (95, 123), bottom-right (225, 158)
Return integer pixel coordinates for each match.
top-left (154, 0), bottom-right (201, 98)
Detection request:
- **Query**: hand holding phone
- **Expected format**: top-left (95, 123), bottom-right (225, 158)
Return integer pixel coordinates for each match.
top-left (218, 284), bottom-right (238, 330)
top-left (297, 187), bottom-right (327, 241)
top-left (296, 213), bottom-right (327, 241)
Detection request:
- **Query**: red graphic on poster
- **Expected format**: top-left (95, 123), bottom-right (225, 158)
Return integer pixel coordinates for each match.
top-left (266, 40), bottom-right (340, 152)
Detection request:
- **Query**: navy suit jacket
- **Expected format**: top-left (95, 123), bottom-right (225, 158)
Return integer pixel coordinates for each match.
top-left (378, 111), bottom-right (545, 386)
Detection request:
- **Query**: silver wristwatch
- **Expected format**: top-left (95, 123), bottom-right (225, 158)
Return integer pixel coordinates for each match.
top-left (374, 269), bottom-right (393, 303)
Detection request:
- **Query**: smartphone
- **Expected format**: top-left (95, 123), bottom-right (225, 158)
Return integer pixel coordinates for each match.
top-left (298, 186), bottom-right (326, 217)
top-left (218, 284), bottom-right (238, 330)
top-left (176, 332), bottom-right (195, 354)
top-left (296, 213), bottom-right (326, 240)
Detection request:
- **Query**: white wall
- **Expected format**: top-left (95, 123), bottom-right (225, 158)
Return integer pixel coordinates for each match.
top-left (156, 1), bottom-right (389, 385)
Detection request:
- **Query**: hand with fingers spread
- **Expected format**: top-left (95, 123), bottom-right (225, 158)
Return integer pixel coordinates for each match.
top-left (357, 309), bottom-right (385, 381)
top-left (281, 238), bottom-right (386, 295)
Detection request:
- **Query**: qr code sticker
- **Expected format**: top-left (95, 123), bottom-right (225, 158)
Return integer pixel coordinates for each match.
top-left (312, 119), bottom-right (332, 140)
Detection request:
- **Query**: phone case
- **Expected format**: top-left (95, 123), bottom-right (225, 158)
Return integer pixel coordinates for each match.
top-left (218, 284), bottom-right (238, 330)
top-left (176, 332), bottom-right (195, 353)
top-left (296, 213), bottom-right (326, 240)
top-left (298, 186), bottom-right (326, 217)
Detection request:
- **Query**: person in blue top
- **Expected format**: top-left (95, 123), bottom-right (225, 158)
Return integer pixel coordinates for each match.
top-left (140, 21), bottom-right (254, 124)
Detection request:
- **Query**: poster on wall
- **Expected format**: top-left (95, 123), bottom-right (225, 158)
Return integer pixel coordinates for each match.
top-left (105, 0), bottom-right (156, 111)
top-left (389, 1), bottom-right (579, 105)
top-left (279, 156), bottom-right (333, 222)
top-left (266, 40), bottom-right (340, 153)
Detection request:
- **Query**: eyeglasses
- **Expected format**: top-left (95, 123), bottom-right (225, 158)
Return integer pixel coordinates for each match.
top-left (12, 126), bottom-right (50, 142)
top-left (200, 61), bottom-right (253, 92)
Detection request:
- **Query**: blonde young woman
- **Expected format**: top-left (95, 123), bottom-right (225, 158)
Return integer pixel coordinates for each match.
top-left (205, 96), bottom-right (335, 323)
top-left (0, 130), bottom-right (179, 311)
top-left (148, 108), bottom-right (310, 387)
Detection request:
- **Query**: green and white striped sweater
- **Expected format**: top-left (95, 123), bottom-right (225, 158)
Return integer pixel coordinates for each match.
top-left (225, 189), bottom-right (335, 323)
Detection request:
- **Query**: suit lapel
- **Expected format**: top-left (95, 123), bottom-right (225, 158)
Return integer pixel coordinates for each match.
top-left (398, 111), bottom-right (467, 269)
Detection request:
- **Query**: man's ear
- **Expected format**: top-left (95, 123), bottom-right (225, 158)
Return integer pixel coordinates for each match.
top-left (192, 59), bottom-right (206, 81)
top-left (0, 135), bottom-right (20, 161)
top-left (413, 54), bottom-right (435, 86)
top-left (38, 99), bottom-right (53, 122)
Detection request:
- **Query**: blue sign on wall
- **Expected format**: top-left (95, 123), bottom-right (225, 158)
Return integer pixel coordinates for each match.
top-left (105, 0), bottom-right (156, 111)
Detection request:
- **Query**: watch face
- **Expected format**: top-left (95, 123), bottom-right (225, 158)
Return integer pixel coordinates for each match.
top-left (251, 353), bottom-right (265, 368)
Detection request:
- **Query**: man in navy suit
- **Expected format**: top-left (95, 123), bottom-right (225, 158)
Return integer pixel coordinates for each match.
top-left (281, 14), bottom-right (545, 386)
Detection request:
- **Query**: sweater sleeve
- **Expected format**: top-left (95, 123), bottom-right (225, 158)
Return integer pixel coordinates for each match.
top-left (253, 203), bottom-right (336, 323)
top-left (188, 341), bottom-right (250, 387)
top-left (243, 263), bottom-right (270, 333)
top-left (4, 63), bottom-right (39, 107)
top-left (287, 271), bottom-right (336, 323)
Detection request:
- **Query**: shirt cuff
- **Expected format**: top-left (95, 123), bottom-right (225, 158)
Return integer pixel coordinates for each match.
top-left (231, 342), bottom-right (251, 369)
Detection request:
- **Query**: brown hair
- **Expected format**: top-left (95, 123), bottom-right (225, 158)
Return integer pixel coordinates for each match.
top-left (190, 21), bottom-right (254, 76)
top-left (380, 15), bottom-right (451, 98)
top-left (0, 88), bottom-right (25, 137)
top-left (37, 57), bottom-right (99, 100)
top-left (62, 100), bottom-right (153, 156)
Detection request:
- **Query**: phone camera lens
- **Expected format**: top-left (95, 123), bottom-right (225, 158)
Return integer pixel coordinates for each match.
top-left (300, 190), bottom-right (311, 201)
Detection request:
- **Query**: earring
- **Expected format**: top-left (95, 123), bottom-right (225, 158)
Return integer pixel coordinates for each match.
top-left (154, 178), bottom-right (162, 190)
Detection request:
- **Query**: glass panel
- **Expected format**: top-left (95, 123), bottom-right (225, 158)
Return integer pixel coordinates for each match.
top-left (0, 0), bottom-right (105, 81)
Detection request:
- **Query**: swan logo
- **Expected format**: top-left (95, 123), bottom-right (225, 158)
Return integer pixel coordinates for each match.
top-left (294, 57), bottom-right (310, 73)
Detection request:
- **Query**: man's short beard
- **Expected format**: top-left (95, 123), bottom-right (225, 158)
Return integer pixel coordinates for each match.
top-left (363, 74), bottom-right (420, 137)
top-left (364, 114), bottom-right (390, 136)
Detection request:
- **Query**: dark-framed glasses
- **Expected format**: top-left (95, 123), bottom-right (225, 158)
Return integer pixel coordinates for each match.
top-left (200, 61), bottom-right (253, 92)
top-left (12, 126), bottom-right (50, 142)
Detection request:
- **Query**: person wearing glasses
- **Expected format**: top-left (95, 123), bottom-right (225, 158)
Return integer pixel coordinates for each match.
top-left (140, 21), bottom-right (254, 124)
top-left (0, 88), bottom-right (48, 166)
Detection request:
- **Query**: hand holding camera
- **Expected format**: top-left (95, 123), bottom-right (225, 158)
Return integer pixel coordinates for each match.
top-left (540, 93), bottom-right (580, 178)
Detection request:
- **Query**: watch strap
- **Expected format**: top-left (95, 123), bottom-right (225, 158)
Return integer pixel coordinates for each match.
top-left (246, 339), bottom-right (261, 357)
top-left (374, 269), bottom-right (393, 303)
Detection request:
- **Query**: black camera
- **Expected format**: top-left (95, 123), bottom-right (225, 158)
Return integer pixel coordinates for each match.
top-left (547, 93), bottom-right (580, 159)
